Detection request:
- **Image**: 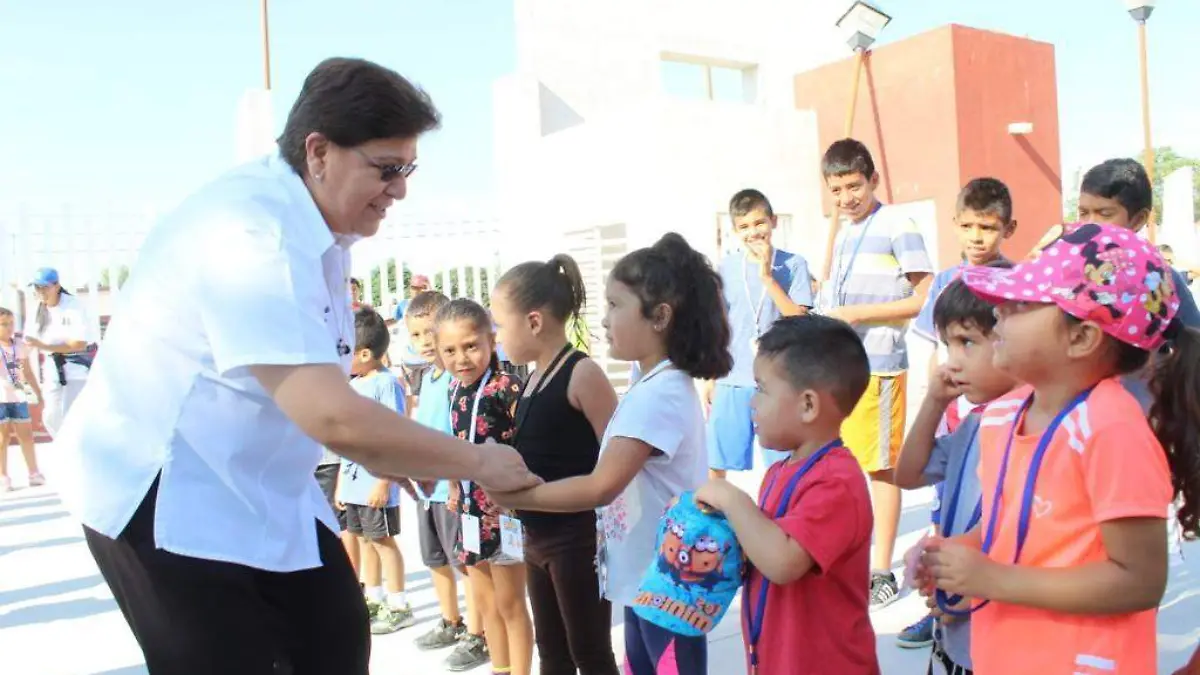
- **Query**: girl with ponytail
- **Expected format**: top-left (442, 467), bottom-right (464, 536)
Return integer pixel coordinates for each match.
top-left (489, 254), bottom-right (621, 675)
top-left (491, 234), bottom-right (732, 675)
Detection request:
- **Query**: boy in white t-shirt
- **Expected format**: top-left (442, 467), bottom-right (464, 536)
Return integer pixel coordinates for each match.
top-left (491, 233), bottom-right (732, 674)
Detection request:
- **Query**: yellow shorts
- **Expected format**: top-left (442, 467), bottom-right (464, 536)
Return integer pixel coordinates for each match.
top-left (841, 373), bottom-right (907, 474)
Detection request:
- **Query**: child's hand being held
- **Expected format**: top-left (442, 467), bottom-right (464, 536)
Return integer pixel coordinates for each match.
top-left (925, 536), bottom-right (998, 599)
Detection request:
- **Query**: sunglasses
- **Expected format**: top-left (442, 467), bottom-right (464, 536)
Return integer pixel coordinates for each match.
top-left (353, 147), bottom-right (418, 182)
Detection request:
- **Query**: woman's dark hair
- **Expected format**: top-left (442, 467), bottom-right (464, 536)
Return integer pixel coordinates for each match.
top-left (495, 254), bottom-right (586, 323)
top-left (1148, 321), bottom-right (1200, 540)
top-left (435, 297), bottom-right (498, 368)
top-left (610, 233), bottom-right (732, 380)
top-left (278, 58), bottom-right (442, 175)
top-left (35, 286), bottom-right (69, 335)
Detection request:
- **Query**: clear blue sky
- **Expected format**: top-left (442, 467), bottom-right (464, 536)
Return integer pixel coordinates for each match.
top-left (3, 0), bottom-right (1198, 214)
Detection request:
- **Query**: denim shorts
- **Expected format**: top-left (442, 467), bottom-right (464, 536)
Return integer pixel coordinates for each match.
top-left (0, 402), bottom-right (31, 423)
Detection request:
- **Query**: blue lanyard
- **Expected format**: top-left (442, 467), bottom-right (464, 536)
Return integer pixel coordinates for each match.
top-left (939, 422), bottom-right (982, 539)
top-left (937, 388), bottom-right (1093, 617)
top-left (744, 439), bottom-right (839, 674)
top-left (834, 203), bottom-right (882, 307)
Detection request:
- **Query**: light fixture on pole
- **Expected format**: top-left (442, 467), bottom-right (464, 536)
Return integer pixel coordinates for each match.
top-left (821, 1), bottom-right (892, 286)
top-left (1126, 0), bottom-right (1156, 241)
top-left (837, 0), bottom-right (893, 54)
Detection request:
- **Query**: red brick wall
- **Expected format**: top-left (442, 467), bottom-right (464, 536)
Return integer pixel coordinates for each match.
top-left (795, 24), bottom-right (1062, 267)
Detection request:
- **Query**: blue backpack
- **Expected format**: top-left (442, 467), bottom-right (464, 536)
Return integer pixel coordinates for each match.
top-left (631, 491), bottom-right (744, 636)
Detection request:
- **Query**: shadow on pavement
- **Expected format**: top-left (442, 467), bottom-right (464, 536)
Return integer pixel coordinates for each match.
top-left (0, 510), bottom-right (70, 528)
top-left (0, 535), bottom-right (84, 557)
top-left (90, 666), bottom-right (148, 675)
top-left (0, 596), bottom-right (115, 629)
top-left (0, 496), bottom-right (61, 514)
top-left (0, 573), bottom-right (105, 606)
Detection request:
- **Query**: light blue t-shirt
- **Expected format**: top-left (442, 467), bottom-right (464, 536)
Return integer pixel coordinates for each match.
top-left (922, 412), bottom-right (983, 669)
top-left (339, 371), bottom-right (406, 507)
top-left (718, 249), bottom-right (814, 388)
top-left (912, 265), bottom-right (964, 344)
top-left (414, 367), bottom-right (454, 503)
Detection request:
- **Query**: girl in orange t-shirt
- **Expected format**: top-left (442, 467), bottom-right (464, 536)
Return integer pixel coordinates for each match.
top-left (917, 223), bottom-right (1200, 675)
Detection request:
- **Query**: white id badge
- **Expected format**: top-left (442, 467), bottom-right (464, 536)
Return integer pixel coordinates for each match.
top-left (462, 513), bottom-right (482, 554)
top-left (499, 514), bottom-right (524, 560)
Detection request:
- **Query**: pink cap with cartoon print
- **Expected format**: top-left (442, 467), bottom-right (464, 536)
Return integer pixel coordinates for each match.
top-left (961, 222), bottom-right (1180, 352)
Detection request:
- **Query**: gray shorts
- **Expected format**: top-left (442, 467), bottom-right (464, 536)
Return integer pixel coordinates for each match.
top-left (417, 500), bottom-right (461, 568)
top-left (344, 504), bottom-right (400, 540)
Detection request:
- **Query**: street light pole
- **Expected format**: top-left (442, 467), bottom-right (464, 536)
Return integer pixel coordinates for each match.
top-left (1127, 0), bottom-right (1156, 241)
top-left (821, 1), bottom-right (891, 286)
top-left (261, 0), bottom-right (272, 90)
top-left (844, 48), bottom-right (866, 137)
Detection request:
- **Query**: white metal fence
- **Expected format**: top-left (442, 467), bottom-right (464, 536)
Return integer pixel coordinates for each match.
top-left (0, 205), bottom-right (156, 337)
top-left (0, 206), bottom-right (505, 341)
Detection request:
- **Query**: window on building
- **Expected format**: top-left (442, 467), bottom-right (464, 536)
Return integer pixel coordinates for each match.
top-left (660, 55), bottom-right (757, 104)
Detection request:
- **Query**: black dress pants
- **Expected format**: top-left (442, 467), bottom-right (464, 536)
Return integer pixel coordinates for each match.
top-left (85, 479), bottom-right (370, 675)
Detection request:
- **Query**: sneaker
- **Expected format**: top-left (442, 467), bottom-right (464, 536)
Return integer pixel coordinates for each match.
top-left (27, 473), bottom-right (45, 487)
top-left (415, 618), bottom-right (466, 651)
top-left (370, 605), bottom-right (416, 635)
top-left (895, 614), bottom-right (935, 648)
top-left (444, 633), bottom-right (490, 672)
top-left (365, 598), bottom-right (384, 620)
top-left (869, 571), bottom-right (900, 610)
top-left (1, 476), bottom-right (11, 492)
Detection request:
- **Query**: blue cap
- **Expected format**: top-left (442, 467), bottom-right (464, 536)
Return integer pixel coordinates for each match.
top-left (29, 268), bottom-right (59, 287)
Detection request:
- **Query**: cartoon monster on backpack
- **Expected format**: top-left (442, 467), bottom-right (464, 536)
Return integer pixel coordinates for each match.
top-left (631, 491), bottom-right (744, 637)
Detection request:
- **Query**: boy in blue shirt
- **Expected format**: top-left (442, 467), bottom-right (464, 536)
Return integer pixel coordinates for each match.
top-left (404, 291), bottom-right (489, 672)
top-left (900, 177), bottom-right (1015, 647)
top-left (336, 308), bottom-right (415, 634)
top-left (894, 267), bottom-right (1020, 675)
top-left (707, 189), bottom-right (814, 479)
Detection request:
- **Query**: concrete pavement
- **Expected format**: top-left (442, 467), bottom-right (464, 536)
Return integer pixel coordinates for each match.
top-left (1, 452), bottom-right (1197, 674)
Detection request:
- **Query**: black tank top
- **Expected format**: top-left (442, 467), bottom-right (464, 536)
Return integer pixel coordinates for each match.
top-left (514, 350), bottom-right (600, 528)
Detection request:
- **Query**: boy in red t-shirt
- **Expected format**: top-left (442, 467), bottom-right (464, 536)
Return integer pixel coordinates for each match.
top-left (697, 315), bottom-right (878, 675)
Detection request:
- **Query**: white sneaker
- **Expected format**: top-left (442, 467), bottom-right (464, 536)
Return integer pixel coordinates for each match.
top-left (1, 476), bottom-right (11, 492)
top-left (28, 473), bottom-right (45, 487)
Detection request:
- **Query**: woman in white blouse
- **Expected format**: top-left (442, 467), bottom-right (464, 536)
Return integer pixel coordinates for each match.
top-left (53, 58), bottom-right (540, 675)
top-left (22, 267), bottom-right (93, 436)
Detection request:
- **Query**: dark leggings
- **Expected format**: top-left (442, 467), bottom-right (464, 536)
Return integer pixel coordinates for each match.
top-left (524, 515), bottom-right (620, 675)
top-left (622, 607), bottom-right (707, 675)
top-left (85, 478), bottom-right (370, 675)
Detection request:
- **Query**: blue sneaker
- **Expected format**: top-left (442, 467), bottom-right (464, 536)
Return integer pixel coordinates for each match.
top-left (896, 614), bottom-right (935, 649)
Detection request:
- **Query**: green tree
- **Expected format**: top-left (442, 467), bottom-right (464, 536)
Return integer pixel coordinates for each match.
top-left (368, 259), bottom-right (412, 307)
top-left (99, 265), bottom-right (130, 289)
top-left (368, 259), bottom-right (497, 307)
top-left (1148, 147), bottom-right (1200, 224)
